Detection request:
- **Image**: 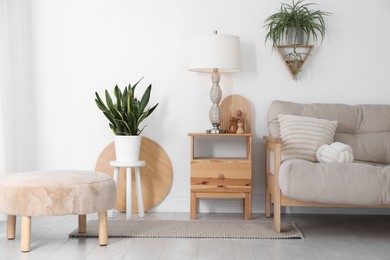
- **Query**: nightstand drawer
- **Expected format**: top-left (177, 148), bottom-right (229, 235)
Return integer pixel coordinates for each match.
top-left (191, 178), bottom-right (251, 192)
top-left (191, 160), bottom-right (251, 179)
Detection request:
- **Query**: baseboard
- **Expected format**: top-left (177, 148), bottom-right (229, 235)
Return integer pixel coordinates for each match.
top-left (148, 194), bottom-right (390, 215)
top-left (149, 194), bottom-right (265, 213)
top-left (0, 213), bottom-right (6, 222)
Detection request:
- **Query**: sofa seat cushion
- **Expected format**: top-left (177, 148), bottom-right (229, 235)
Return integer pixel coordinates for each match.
top-left (278, 159), bottom-right (390, 205)
top-left (0, 170), bottom-right (116, 216)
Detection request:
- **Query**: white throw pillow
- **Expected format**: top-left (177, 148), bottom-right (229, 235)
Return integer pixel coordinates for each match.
top-left (316, 142), bottom-right (354, 163)
top-left (278, 114), bottom-right (338, 162)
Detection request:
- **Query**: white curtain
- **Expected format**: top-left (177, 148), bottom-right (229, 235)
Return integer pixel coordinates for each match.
top-left (0, 0), bottom-right (35, 221)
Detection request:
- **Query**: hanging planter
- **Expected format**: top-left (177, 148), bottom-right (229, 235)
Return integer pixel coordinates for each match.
top-left (264, 0), bottom-right (331, 79)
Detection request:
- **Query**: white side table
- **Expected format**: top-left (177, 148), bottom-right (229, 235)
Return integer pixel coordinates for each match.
top-left (109, 160), bottom-right (145, 220)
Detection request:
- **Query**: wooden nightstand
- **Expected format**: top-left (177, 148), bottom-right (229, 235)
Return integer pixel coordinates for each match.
top-left (188, 133), bottom-right (253, 220)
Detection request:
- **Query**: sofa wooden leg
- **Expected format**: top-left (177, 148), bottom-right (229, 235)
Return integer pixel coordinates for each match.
top-left (78, 214), bottom-right (87, 233)
top-left (21, 216), bottom-right (31, 252)
top-left (7, 215), bottom-right (16, 240)
top-left (98, 211), bottom-right (108, 246)
top-left (274, 190), bottom-right (281, 233)
top-left (265, 189), bottom-right (271, 218)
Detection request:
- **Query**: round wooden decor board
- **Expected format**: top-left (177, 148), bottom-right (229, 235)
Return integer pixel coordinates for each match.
top-left (95, 137), bottom-right (173, 213)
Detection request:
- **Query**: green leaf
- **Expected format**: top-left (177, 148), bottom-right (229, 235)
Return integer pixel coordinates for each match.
top-left (95, 92), bottom-right (108, 112)
top-left (121, 87), bottom-right (128, 115)
top-left (133, 77), bottom-right (144, 89)
top-left (139, 84), bottom-right (152, 114)
top-left (103, 111), bottom-right (116, 126)
top-left (127, 86), bottom-right (132, 115)
top-left (109, 123), bottom-right (117, 135)
top-left (137, 125), bottom-right (146, 135)
top-left (105, 90), bottom-right (115, 111)
top-left (114, 85), bottom-right (122, 111)
top-left (112, 107), bottom-right (124, 121)
top-left (114, 119), bottom-right (131, 135)
top-left (144, 103), bottom-right (158, 118)
top-left (128, 113), bottom-right (137, 135)
top-left (95, 98), bottom-right (108, 112)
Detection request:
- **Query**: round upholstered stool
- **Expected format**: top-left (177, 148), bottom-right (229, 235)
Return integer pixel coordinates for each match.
top-left (0, 170), bottom-right (116, 252)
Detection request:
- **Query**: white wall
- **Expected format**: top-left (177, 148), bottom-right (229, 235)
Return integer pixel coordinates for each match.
top-left (1, 0), bottom-right (35, 173)
top-left (27, 0), bottom-right (390, 214)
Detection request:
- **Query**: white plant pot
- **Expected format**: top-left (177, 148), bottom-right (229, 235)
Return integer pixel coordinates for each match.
top-left (114, 135), bottom-right (142, 162)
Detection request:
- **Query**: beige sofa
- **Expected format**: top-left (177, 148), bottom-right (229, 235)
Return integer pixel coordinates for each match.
top-left (264, 100), bottom-right (390, 232)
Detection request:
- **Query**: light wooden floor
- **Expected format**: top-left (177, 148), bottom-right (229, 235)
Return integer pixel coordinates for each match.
top-left (1, 212), bottom-right (390, 260)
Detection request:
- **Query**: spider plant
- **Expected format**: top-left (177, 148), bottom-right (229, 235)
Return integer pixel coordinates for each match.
top-left (264, 0), bottom-right (331, 45)
top-left (95, 78), bottom-right (158, 136)
top-left (285, 48), bottom-right (304, 79)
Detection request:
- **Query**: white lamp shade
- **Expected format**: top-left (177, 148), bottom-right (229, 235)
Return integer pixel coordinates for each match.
top-left (188, 34), bottom-right (241, 73)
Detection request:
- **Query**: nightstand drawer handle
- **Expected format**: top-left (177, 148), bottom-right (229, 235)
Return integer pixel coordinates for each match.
top-left (218, 174), bottom-right (225, 179)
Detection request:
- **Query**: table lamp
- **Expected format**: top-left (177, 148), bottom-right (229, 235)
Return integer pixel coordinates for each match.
top-left (189, 31), bottom-right (241, 134)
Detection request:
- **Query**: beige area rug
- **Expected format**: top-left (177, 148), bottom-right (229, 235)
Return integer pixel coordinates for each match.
top-left (69, 219), bottom-right (303, 239)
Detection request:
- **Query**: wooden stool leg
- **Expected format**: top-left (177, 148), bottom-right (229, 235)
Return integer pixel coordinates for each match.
top-left (78, 214), bottom-right (87, 233)
top-left (21, 216), bottom-right (31, 252)
top-left (7, 215), bottom-right (16, 240)
top-left (98, 211), bottom-right (108, 246)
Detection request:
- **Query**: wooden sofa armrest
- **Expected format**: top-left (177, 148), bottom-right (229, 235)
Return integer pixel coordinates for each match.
top-left (263, 135), bottom-right (282, 143)
top-left (263, 135), bottom-right (282, 178)
top-left (263, 135), bottom-right (282, 232)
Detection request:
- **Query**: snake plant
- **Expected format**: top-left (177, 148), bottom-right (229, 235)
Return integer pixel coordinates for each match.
top-left (95, 78), bottom-right (158, 136)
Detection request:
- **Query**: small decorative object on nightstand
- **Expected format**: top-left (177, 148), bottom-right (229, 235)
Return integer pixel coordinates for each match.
top-left (236, 122), bottom-right (244, 134)
top-left (227, 116), bottom-right (237, 133)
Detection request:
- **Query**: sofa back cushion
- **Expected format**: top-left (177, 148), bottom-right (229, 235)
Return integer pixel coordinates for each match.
top-left (267, 100), bottom-right (390, 164)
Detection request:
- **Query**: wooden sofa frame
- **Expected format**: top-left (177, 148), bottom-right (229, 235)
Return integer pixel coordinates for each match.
top-left (264, 136), bottom-right (390, 233)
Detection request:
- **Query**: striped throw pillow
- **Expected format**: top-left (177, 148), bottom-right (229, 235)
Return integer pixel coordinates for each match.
top-left (278, 114), bottom-right (338, 162)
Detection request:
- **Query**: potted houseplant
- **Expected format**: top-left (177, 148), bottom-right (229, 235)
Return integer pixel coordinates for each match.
top-left (264, 0), bottom-right (330, 46)
top-left (95, 77), bottom-right (158, 161)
